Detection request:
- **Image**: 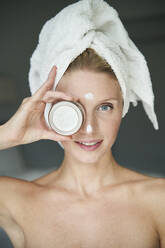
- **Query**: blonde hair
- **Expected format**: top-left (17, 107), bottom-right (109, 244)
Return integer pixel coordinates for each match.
top-left (64, 48), bottom-right (117, 80)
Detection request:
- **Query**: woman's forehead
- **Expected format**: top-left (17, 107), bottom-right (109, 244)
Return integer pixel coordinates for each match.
top-left (57, 70), bottom-right (121, 98)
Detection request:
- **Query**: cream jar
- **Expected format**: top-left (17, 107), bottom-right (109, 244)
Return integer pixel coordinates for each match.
top-left (48, 101), bottom-right (85, 135)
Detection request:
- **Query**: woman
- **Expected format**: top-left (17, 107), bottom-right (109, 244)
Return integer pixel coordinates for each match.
top-left (0, 48), bottom-right (164, 248)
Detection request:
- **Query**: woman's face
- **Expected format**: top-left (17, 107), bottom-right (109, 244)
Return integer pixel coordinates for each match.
top-left (56, 69), bottom-right (123, 163)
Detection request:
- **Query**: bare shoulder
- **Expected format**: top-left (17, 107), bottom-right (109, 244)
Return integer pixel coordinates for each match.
top-left (124, 171), bottom-right (165, 246)
top-left (120, 166), bottom-right (165, 202)
top-left (119, 165), bottom-right (163, 188)
top-left (137, 174), bottom-right (165, 211)
top-left (135, 175), bottom-right (165, 246)
top-left (129, 170), bottom-right (165, 195)
top-left (0, 175), bottom-right (35, 195)
top-left (0, 176), bottom-right (36, 247)
top-left (0, 176), bottom-right (37, 215)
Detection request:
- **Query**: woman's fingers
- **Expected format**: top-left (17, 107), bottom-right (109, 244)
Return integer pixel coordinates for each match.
top-left (42, 129), bottom-right (72, 142)
top-left (42, 90), bottom-right (75, 103)
top-left (32, 65), bottom-right (57, 101)
top-left (31, 66), bottom-right (79, 104)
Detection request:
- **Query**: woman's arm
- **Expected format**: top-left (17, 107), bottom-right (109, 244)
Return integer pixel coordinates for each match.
top-left (0, 124), bottom-right (18, 150)
top-left (0, 66), bottom-right (75, 151)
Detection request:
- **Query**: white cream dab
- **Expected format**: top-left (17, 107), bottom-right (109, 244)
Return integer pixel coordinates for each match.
top-left (86, 124), bottom-right (93, 133)
top-left (84, 93), bottom-right (94, 133)
top-left (84, 92), bottom-right (94, 100)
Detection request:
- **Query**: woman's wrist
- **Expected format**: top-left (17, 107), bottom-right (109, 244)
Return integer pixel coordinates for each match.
top-left (0, 124), bottom-right (19, 150)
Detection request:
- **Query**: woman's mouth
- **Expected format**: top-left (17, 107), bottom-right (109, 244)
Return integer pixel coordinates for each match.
top-left (74, 140), bottom-right (103, 151)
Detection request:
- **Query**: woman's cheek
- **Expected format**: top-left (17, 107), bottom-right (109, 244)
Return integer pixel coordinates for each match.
top-left (103, 115), bottom-right (122, 141)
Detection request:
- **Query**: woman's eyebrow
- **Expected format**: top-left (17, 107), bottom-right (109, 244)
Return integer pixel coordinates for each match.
top-left (98, 98), bottom-right (118, 102)
top-left (77, 97), bottom-right (119, 104)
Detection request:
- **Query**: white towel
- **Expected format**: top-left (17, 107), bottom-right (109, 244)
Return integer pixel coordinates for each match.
top-left (28, 0), bottom-right (159, 149)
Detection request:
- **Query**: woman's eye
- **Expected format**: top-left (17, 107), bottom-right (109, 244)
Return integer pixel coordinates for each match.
top-left (98, 104), bottom-right (113, 111)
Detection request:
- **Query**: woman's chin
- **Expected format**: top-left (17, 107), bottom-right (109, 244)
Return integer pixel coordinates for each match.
top-left (73, 156), bottom-right (100, 165)
top-left (72, 148), bottom-right (105, 164)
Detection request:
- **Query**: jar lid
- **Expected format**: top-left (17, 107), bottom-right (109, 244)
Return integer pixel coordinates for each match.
top-left (48, 101), bottom-right (84, 135)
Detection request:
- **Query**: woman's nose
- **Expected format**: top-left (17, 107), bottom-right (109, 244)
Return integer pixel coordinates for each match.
top-left (86, 124), bottom-right (93, 133)
top-left (80, 112), bottom-right (98, 134)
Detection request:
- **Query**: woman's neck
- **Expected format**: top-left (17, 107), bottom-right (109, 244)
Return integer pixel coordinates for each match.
top-left (54, 151), bottom-right (123, 197)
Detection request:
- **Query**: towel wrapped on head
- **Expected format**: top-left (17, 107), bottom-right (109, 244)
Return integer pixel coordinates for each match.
top-left (28, 0), bottom-right (159, 149)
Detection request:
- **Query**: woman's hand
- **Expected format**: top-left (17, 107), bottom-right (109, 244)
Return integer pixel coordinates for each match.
top-left (0, 66), bottom-right (77, 149)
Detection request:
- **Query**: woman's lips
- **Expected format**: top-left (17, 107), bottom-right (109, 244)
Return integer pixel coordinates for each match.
top-left (74, 140), bottom-right (103, 151)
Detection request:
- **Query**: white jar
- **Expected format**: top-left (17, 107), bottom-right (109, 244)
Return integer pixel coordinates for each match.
top-left (48, 101), bottom-right (85, 135)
